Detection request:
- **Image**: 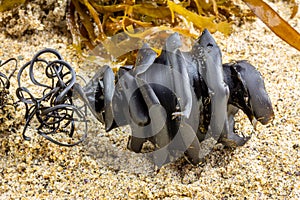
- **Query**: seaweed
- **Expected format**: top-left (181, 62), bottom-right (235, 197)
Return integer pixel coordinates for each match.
top-left (242, 0), bottom-right (300, 51)
top-left (66, 0), bottom-right (250, 52)
top-left (0, 0), bottom-right (26, 12)
top-left (167, 1), bottom-right (231, 35)
top-left (66, 0), bottom-right (300, 53)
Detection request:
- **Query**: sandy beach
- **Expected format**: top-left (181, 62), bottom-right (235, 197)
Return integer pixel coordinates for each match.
top-left (0, 0), bottom-right (299, 199)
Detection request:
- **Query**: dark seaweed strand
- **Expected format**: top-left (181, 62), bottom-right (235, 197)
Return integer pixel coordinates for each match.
top-left (0, 58), bottom-right (17, 107)
top-left (16, 48), bottom-right (88, 146)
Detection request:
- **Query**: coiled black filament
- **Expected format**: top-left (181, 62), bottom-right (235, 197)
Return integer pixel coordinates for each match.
top-left (16, 48), bottom-right (87, 146)
top-left (0, 58), bottom-right (17, 107)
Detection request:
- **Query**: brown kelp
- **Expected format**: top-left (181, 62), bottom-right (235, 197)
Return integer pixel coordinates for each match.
top-left (66, 0), bottom-right (300, 53)
top-left (66, 0), bottom-right (253, 51)
top-left (242, 0), bottom-right (300, 51)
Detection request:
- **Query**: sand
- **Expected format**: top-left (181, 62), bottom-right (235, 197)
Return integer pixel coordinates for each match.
top-left (0, 0), bottom-right (299, 199)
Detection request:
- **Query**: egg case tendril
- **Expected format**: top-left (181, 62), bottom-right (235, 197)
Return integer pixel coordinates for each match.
top-left (0, 58), bottom-right (17, 107)
top-left (16, 48), bottom-right (88, 147)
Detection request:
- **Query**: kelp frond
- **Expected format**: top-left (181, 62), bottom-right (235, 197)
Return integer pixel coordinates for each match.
top-left (66, 0), bottom-right (250, 52)
top-left (242, 0), bottom-right (300, 51)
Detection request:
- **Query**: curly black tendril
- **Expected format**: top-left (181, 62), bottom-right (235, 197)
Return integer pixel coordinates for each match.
top-left (0, 58), bottom-right (17, 107)
top-left (16, 48), bottom-right (88, 146)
